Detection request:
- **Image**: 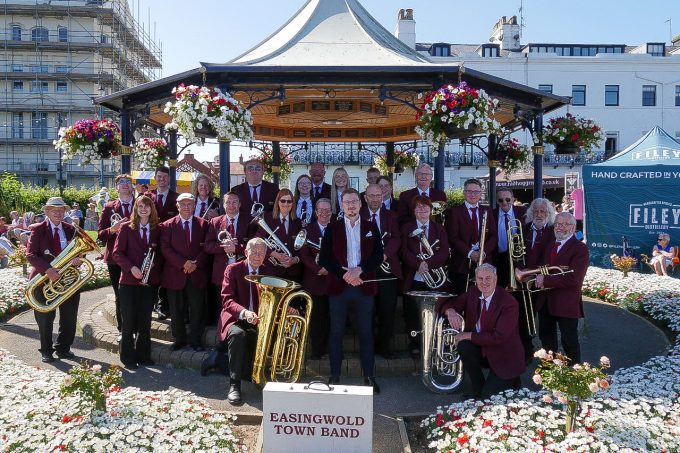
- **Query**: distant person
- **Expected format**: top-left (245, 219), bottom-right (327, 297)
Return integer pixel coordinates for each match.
top-left (84, 202), bottom-right (99, 231)
top-left (650, 233), bottom-right (674, 277)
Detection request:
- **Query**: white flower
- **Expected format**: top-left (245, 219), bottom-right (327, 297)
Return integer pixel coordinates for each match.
top-left (588, 382), bottom-right (599, 393)
top-left (534, 349), bottom-right (548, 359)
top-left (532, 374), bottom-right (542, 385)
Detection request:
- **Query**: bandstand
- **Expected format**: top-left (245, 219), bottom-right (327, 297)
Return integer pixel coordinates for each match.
top-left (95, 0), bottom-right (568, 206)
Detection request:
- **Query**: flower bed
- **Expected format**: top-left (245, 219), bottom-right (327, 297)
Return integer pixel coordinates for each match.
top-left (0, 260), bottom-right (110, 321)
top-left (0, 349), bottom-right (243, 452)
top-left (422, 267), bottom-right (680, 451)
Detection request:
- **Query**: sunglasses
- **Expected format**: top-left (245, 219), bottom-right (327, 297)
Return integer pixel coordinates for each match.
top-left (279, 199), bottom-right (293, 204)
top-left (499, 197), bottom-right (512, 203)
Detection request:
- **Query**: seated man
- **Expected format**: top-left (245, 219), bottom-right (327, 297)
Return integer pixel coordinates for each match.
top-left (438, 263), bottom-right (525, 399)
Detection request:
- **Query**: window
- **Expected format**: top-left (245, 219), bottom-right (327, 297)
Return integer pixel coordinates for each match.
top-left (642, 85), bottom-right (656, 106)
top-left (430, 44), bottom-right (450, 57)
top-left (605, 85), bottom-right (619, 106)
top-left (605, 132), bottom-right (619, 159)
top-left (12, 113), bottom-right (23, 139)
top-left (675, 86), bottom-right (680, 107)
top-left (481, 45), bottom-right (499, 57)
top-left (11, 25), bottom-right (21, 41)
top-left (11, 64), bottom-right (22, 72)
top-left (646, 43), bottom-right (665, 57)
top-left (538, 84), bottom-right (553, 94)
top-left (31, 27), bottom-right (49, 42)
top-left (58, 27), bottom-right (68, 43)
top-left (100, 34), bottom-right (108, 44)
top-left (571, 85), bottom-right (586, 106)
top-left (13, 81), bottom-right (23, 91)
top-left (30, 64), bottom-right (49, 73)
top-left (56, 81), bottom-right (68, 93)
top-left (55, 65), bottom-right (68, 73)
top-left (31, 81), bottom-right (48, 92)
top-left (32, 112), bottom-right (48, 139)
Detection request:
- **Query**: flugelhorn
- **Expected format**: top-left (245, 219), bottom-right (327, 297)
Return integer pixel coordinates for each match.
top-left (250, 203), bottom-right (293, 267)
top-left (408, 290), bottom-right (464, 393)
top-left (409, 227), bottom-right (448, 289)
top-left (515, 265), bottom-right (574, 292)
top-left (506, 218), bottom-right (537, 336)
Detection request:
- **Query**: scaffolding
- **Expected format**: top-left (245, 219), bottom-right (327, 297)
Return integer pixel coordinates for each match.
top-left (0, 0), bottom-right (162, 187)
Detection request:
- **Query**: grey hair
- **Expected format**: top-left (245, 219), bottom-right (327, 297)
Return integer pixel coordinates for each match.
top-left (245, 237), bottom-right (267, 253)
top-left (315, 198), bottom-right (332, 209)
top-left (658, 232), bottom-right (670, 241)
top-left (555, 211), bottom-right (577, 226)
top-left (525, 198), bottom-right (556, 226)
top-left (415, 163), bottom-right (432, 174)
top-left (475, 263), bottom-right (497, 276)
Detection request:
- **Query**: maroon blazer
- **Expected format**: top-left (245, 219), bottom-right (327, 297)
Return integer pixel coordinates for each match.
top-left (159, 215), bottom-right (210, 290)
top-left (217, 260), bottom-right (275, 342)
top-left (254, 212), bottom-right (302, 281)
top-left (299, 221), bottom-right (328, 296)
top-left (112, 221), bottom-right (162, 286)
top-left (311, 182), bottom-right (332, 204)
top-left (438, 286), bottom-right (525, 379)
top-left (521, 224), bottom-right (555, 269)
top-left (397, 187), bottom-right (447, 223)
top-left (233, 180), bottom-right (279, 216)
top-left (446, 204), bottom-right (497, 274)
top-left (400, 220), bottom-right (449, 292)
top-left (318, 217), bottom-right (382, 296)
top-left (26, 220), bottom-right (76, 280)
top-left (360, 206), bottom-right (403, 280)
top-left (204, 213), bottom-right (252, 286)
top-left (98, 199), bottom-right (132, 264)
top-left (146, 189), bottom-right (179, 222)
top-left (539, 236), bottom-right (589, 319)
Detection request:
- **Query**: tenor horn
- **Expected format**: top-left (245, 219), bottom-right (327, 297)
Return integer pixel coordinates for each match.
top-left (515, 265), bottom-right (574, 292)
top-left (408, 290), bottom-right (464, 393)
top-left (245, 275), bottom-right (313, 388)
top-left (250, 211), bottom-right (293, 267)
top-left (409, 228), bottom-right (448, 289)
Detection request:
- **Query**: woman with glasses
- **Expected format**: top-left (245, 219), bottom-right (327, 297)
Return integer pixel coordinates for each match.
top-left (650, 233), bottom-right (675, 276)
top-left (330, 167), bottom-right (350, 215)
top-left (192, 173), bottom-right (219, 220)
top-left (255, 188), bottom-right (302, 282)
top-left (294, 174), bottom-right (314, 226)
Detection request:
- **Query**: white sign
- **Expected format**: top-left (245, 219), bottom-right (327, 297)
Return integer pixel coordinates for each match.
top-left (629, 201), bottom-right (680, 230)
top-left (263, 382), bottom-right (373, 453)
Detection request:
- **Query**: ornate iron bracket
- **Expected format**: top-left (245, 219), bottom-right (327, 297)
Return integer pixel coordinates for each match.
top-left (379, 86), bottom-right (421, 111)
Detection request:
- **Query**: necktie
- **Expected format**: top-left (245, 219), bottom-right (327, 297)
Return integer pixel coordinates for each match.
top-left (314, 186), bottom-right (321, 199)
top-left (250, 270), bottom-right (258, 311)
top-left (478, 298), bottom-right (488, 332)
top-left (421, 191), bottom-right (429, 198)
top-left (251, 185), bottom-right (259, 203)
top-left (550, 242), bottom-right (560, 265)
top-left (504, 213), bottom-right (510, 237)
top-left (199, 201), bottom-right (206, 217)
top-left (371, 213), bottom-right (376, 223)
top-left (499, 213), bottom-right (509, 252)
top-left (157, 194), bottom-right (164, 209)
top-left (533, 227), bottom-right (543, 248)
top-left (302, 200), bottom-right (308, 220)
top-left (51, 227), bottom-right (62, 255)
top-left (141, 226), bottom-right (148, 247)
top-left (282, 217), bottom-right (288, 234)
top-left (122, 203), bottom-right (129, 218)
top-left (184, 220), bottom-right (191, 247)
top-left (227, 217), bottom-right (235, 237)
top-left (470, 207), bottom-right (479, 244)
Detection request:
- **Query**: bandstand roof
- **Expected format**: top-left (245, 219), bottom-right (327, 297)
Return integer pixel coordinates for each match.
top-left (95, 0), bottom-right (569, 143)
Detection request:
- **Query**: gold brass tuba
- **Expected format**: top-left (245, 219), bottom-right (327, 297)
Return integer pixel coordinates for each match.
top-left (408, 290), bottom-right (464, 393)
top-left (25, 227), bottom-right (101, 313)
top-left (409, 227), bottom-right (448, 289)
top-left (245, 275), bottom-right (313, 388)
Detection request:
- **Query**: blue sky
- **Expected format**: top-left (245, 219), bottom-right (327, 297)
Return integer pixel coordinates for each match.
top-left (130, 0), bottom-right (679, 160)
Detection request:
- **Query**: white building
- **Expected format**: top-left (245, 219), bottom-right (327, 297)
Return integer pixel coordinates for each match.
top-left (0, 0), bottom-right (162, 187)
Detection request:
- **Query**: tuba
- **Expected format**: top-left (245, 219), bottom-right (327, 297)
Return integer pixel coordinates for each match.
top-left (250, 202), bottom-right (293, 267)
top-left (408, 290), bottom-right (464, 393)
top-left (245, 275), bottom-right (313, 388)
top-left (409, 227), bottom-right (448, 289)
top-left (25, 227), bottom-right (101, 313)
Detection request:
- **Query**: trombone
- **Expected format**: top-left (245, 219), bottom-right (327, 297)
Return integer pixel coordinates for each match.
top-left (506, 218), bottom-right (537, 336)
top-left (465, 210), bottom-right (488, 292)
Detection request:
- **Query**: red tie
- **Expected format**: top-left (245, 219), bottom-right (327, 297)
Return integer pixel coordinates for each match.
top-left (250, 270), bottom-right (258, 311)
top-left (251, 186), bottom-right (259, 203)
top-left (478, 298), bottom-right (488, 332)
top-left (141, 226), bottom-right (148, 247)
top-left (470, 207), bottom-right (479, 244)
top-left (157, 194), bottom-right (164, 210)
top-left (371, 213), bottom-right (377, 223)
top-left (51, 227), bottom-right (62, 255)
top-left (227, 218), bottom-right (235, 237)
top-left (122, 203), bottom-right (130, 218)
top-left (550, 242), bottom-right (560, 265)
top-left (183, 220), bottom-right (191, 247)
top-left (534, 228), bottom-right (543, 248)
top-left (199, 201), bottom-right (206, 217)
top-left (302, 200), bottom-right (308, 219)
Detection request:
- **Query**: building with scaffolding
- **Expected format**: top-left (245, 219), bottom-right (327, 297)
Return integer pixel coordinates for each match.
top-left (0, 0), bottom-right (161, 187)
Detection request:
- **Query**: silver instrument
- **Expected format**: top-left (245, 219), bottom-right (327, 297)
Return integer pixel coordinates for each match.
top-left (0, 236), bottom-right (16, 257)
top-left (200, 199), bottom-right (218, 219)
top-left (409, 227), bottom-right (448, 289)
top-left (408, 291), bottom-right (464, 394)
top-left (110, 212), bottom-right (125, 228)
top-left (217, 226), bottom-right (237, 261)
top-left (293, 229), bottom-right (322, 264)
top-left (251, 203), bottom-right (293, 267)
top-left (140, 248), bottom-right (155, 285)
top-left (378, 231), bottom-right (391, 274)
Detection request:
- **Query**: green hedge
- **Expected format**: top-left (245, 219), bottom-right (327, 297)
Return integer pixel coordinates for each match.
top-left (392, 187), bottom-right (465, 207)
top-left (0, 172), bottom-right (119, 217)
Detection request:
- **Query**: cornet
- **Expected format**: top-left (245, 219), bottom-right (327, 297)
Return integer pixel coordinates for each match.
top-left (140, 248), bottom-right (155, 285)
top-left (409, 227), bottom-right (448, 289)
top-left (217, 228), bottom-right (237, 261)
top-left (293, 229), bottom-right (321, 264)
top-left (110, 212), bottom-right (125, 228)
top-left (379, 231), bottom-right (391, 273)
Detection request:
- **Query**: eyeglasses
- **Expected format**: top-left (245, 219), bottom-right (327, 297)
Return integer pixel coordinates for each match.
top-left (499, 197), bottom-right (512, 203)
top-left (316, 208), bottom-right (332, 214)
top-left (464, 190), bottom-right (482, 195)
top-left (279, 199), bottom-right (293, 204)
top-left (415, 172), bottom-right (432, 177)
top-left (554, 222), bottom-right (573, 228)
top-left (342, 199), bottom-right (361, 205)
top-left (116, 179), bottom-right (132, 185)
top-left (246, 165), bottom-right (263, 171)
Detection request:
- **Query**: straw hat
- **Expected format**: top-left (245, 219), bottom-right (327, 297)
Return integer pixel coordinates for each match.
top-left (43, 197), bottom-right (69, 210)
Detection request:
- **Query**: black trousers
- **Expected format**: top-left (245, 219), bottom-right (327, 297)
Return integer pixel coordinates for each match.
top-left (404, 280), bottom-right (428, 350)
top-left (205, 283), bottom-right (221, 326)
top-left (329, 286), bottom-right (374, 378)
top-left (157, 286), bottom-right (169, 314)
top-left (118, 284), bottom-right (155, 365)
top-left (450, 272), bottom-right (469, 297)
top-left (457, 340), bottom-right (516, 399)
top-left (34, 292), bottom-right (80, 355)
top-left (538, 304), bottom-right (581, 363)
top-left (374, 269), bottom-right (398, 354)
top-left (309, 294), bottom-right (329, 357)
top-left (107, 263), bottom-right (122, 331)
top-left (495, 251), bottom-right (511, 289)
top-left (167, 280), bottom-right (205, 347)
top-left (217, 321), bottom-right (258, 382)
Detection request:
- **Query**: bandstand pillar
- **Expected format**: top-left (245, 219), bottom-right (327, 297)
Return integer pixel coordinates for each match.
top-left (272, 141), bottom-right (281, 186)
top-left (487, 134), bottom-right (498, 208)
top-left (219, 140), bottom-right (231, 197)
top-left (434, 143), bottom-right (445, 191)
top-left (120, 110), bottom-right (131, 175)
top-left (386, 142), bottom-right (395, 181)
top-left (168, 129), bottom-right (178, 191)
top-left (533, 112), bottom-right (545, 200)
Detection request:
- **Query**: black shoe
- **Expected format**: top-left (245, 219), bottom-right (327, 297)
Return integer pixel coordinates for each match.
top-left (327, 376), bottom-right (340, 385)
top-left (169, 342), bottom-right (186, 351)
top-left (227, 383), bottom-right (242, 406)
top-left (191, 344), bottom-right (205, 352)
top-left (138, 360), bottom-right (156, 367)
top-left (364, 377), bottom-right (380, 394)
top-left (201, 350), bottom-right (219, 376)
top-left (123, 362), bottom-right (138, 370)
top-left (55, 350), bottom-right (75, 360)
top-left (41, 353), bottom-right (55, 363)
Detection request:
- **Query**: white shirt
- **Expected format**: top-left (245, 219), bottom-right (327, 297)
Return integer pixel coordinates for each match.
top-left (279, 214), bottom-right (290, 234)
top-left (239, 263), bottom-right (260, 319)
top-left (179, 215), bottom-right (193, 241)
top-left (118, 198), bottom-right (133, 216)
top-left (224, 213), bottom-right (239, 264)
top-left (248, 184), bottom-right (261, 200)
top-left (383, 197), bottom-right (392, 210)
top-left (464, 201), bottom-right (481, 257)
top-left (344, 216), bottom-right (362, 269)
top-left (476, 291), bottom-right (495, 333)
top-left (317, 221), bottom-right (327, 238)
top-left (48, 219), bottom-right (67, 250)
top-left (138, 223), bottom-right (150, 241)
top-left (194, 197), bottom-right (212, 217)
top-left (555, 234), bottom-right (574, 254)
top-left (418, 188), bottom-right (430, 197)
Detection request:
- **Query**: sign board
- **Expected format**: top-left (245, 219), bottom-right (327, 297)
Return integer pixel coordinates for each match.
top-left (263, 382), bottom-right (373, 453)
top-left (564, 172), bottom-right (580, 196)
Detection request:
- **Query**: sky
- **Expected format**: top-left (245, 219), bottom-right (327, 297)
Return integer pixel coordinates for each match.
top-left (129, 0), bottom-right (679, 162)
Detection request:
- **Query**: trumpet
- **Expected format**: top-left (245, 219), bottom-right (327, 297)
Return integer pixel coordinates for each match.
top-left (250, 203), bottom-right (293, 267)
top-left (506, 218), bottom-right (537, 336)
top-left (466, 210), bottom-right (488, 292)
top-left (140, 248), bottom-right (155, 285)
top-left (410, 227), bottom-right (448, 289)
top-left (217, 228), bottom-right (237, 261)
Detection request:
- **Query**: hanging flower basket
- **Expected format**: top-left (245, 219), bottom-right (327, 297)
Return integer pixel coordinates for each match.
top-left (375, 149), bottom-right (419, 175)
top-left (164, 84), bottom-right (254, 145)
top-left (54, 119), bottom-right (121, 165)
top-left (415, 82), bottom-right (502, 152)
top-left (542, 113), bottom-right (603, 156)
top-left (498, 138), bottom-right (532, 175)
top-left (133, 138), bottom-right (168, 170)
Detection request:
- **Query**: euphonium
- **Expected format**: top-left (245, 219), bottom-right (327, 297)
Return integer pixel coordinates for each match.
top-left (140, 248), bottom-right (155, 286)
top-left (408, 290), bottom-right (464, 393)
top-left (244, 275), bottom-right (313, 388)
top-left (25, 227), bottom-right (101, 313)
top-left (506, 218), bottom-right (537, 336)
top-left (250, 203), bottom-right (293, 267)
top-left (409, 227), bottom-right (448, 289)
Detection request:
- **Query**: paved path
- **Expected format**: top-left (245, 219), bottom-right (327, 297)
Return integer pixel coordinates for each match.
top-left (0, 288), bottom-right (670, 452)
